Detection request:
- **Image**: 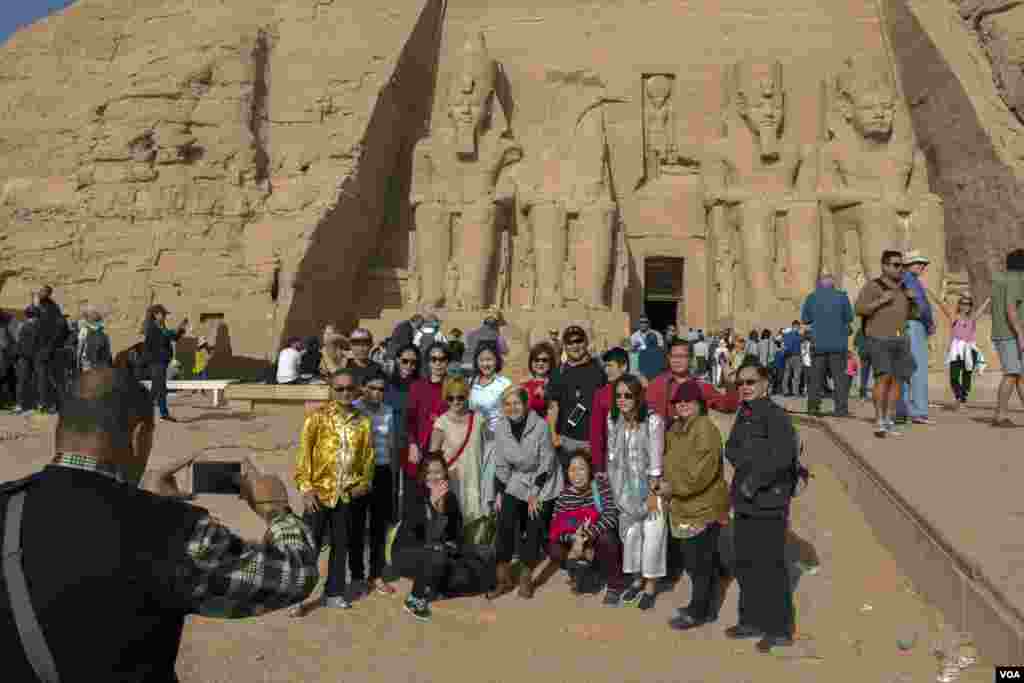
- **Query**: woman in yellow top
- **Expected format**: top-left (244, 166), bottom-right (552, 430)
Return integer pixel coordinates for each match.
top-left (292, 367), bottom-right (375, 613)
top-left (193, 336), bottom-right (210, 379)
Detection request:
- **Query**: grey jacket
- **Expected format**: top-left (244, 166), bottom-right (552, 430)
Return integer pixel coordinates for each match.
top-left (493, 410), bottom-right (563, 503)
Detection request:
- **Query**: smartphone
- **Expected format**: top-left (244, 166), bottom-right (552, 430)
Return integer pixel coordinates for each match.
top-left (192, 461), bottom-right (242, 495)
top-left (566, 402), bottom-right (587, 428)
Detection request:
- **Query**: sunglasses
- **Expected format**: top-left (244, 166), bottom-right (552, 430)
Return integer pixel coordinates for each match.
top-left (886, 261), bottom-right (904, 268)
top-left (332, 385), bottom-right (359, 394)
top-left (736, 378), bottom-right (761, 387)
top-left (566, 338), bottom-right (585, 346)
top-left (447, 394), bottom-right (468, 402)
top-left (615, 392), bottom-right (636, 399)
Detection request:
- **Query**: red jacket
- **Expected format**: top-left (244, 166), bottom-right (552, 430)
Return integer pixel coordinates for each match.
top-left (644, 371), bottom-right (739, 419)
top-left (403, 378), bottom-right (448, 477)
top-left (521, 377), bottom-right (549, 417)
top-left (588, 384), bottom-right (613, 473)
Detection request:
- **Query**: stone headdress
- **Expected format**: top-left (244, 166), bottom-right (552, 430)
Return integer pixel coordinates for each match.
top-left (718, 58), bottom-right (787, 138)
top-left (827, 53), bottom-right (905, 142)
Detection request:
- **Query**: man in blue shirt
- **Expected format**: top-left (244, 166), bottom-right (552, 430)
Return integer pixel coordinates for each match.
top-left (895, 250), bottom-right (935, 424)
top-left (781, 321), bottom-right (804, 396)
top-left (800, 273), bottom-right (854, 417)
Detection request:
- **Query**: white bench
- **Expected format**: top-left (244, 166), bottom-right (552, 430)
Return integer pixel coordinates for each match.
top-left (140, 380), bottom-right (239, 407)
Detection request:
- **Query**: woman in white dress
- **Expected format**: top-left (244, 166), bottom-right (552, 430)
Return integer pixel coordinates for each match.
top-left (468, 342), bottom-right (512, 512)
top-left (429, 376), bottom-right (486, 523)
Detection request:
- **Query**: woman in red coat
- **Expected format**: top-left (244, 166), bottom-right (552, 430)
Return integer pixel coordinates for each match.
top-left (404, 342), bottom-right (451, 479)
top-left (521, 342), bottom-right (556, 417)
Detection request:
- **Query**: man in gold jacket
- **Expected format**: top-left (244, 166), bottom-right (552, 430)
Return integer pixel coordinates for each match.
top-left (292, 367), bottom-right (375, 613)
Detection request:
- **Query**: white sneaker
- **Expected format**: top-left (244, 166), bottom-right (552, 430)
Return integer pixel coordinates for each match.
top-left (324, 596), bottom-right (353, 609)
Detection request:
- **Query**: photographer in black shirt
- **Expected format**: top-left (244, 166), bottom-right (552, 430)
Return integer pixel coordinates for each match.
top-left (544, 326), bottom-right (607, 472)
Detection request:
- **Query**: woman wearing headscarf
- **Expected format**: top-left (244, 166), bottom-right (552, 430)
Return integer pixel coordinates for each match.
top-left (606, 374), bottom-right (667, 610)
top-left (661, 380), bottom-right (730, 631)
top-left (489, 385), bottom-right (562, 600)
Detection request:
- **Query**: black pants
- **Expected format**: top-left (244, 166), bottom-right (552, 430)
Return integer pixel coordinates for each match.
top-left (304, 501), bottom-right (350, 598)
top-left (808, 352), bottom-right (848, 414)
top-left (392, 545), bottom-right (449, 599)
top-left (495, 496), bottom-right (553, 567)
top-left (148, 362), bottom-right (171, 417)
top-left (679, 523), bottom-right (722, 620)
top-left (16, 358), bottom-right (34, 409)
top-left (34, 354), bottom-right (56, 410)
top-left (0, 360), bottom-right (16, 405)
top-left (347, 465), bottom-right (394, 581)
top-left (733, 512), bottom-right (793, 638)
top-left (949, 359), bottom-right (973, 402)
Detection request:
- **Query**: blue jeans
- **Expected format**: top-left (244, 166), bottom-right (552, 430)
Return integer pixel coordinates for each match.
top-left (896, 321), bottom-right (929, 419)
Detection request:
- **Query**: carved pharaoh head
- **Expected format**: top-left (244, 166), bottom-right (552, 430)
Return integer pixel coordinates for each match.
top-left (732, 59), bottom-right (785, 158)
top-left (645, 75), bottom-right (673, 109)
top-left (448, 32), bottom-right (496, 158)
top-left (836, 55), bottom-right (896, 141)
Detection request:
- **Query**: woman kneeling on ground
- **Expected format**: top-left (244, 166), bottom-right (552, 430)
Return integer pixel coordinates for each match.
top-left (661, 380), bottom-right (730, 630)
top-left (392, 454), bottom-right (491, 622)
top-left (547, 450), bottom-right (625, 605)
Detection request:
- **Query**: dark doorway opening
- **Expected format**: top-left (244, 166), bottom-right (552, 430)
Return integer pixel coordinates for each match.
top-left (643, 256), bottom-right (684, 335)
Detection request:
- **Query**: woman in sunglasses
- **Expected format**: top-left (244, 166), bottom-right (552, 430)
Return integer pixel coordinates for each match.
top-left (429, 376), bottom-right (487, 523)
top-left (606, 374), bottom-right (667, 610)
top-left (404, 342), bottom-right (451, 483)
top-left (522, 342), bottom-right (557, 417)
top-left (722, 360), bottom-right (798, 652)
top-left (928, 289), bottom-right (991, 408)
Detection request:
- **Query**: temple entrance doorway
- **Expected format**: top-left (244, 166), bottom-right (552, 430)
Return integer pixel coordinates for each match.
top-left (643, 257), bottom-right (685, 334)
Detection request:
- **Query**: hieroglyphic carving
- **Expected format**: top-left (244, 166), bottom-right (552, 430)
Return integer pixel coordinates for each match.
top-left (444, 262), bottom-right (461, 310)
top-left (496, 228), bottom-right (511, 309)
top-left (611, 225), bottom-right (629, 312)
top-left (640, 73), bottom-right (699, 185)
top-left (820, 54), bottom-right (945, 291)
top-left (405, 229), bottom-right (421, 306)
top-left (409, 32), bottom-right (523, 310)
top-left (703, 59), bottom-right (818, 314)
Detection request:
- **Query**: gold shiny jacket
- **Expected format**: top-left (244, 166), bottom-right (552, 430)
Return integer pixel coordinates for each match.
top-left (295, 401), bottom-right (375, 506)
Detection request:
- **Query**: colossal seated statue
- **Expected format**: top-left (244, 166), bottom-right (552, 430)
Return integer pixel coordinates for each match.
top-left (819, 55), bottom-right (945, 291)
top-left (703, 58), bottom-right (819, 316)
top-left (409, 32), bottom-right (523, 311)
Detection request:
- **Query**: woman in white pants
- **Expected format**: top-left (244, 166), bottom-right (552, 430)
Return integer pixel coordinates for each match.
top-left (606, 374), bottom-right (667, 610)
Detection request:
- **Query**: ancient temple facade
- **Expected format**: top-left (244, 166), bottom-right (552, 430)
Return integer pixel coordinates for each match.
top-left (1, 0), bottom-right (973, 370)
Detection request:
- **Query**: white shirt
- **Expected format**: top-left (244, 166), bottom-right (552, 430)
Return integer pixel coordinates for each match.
top-left (276, 347), bottom-right (303, 383)
top-left (693, 341), bottom-right (709, 359)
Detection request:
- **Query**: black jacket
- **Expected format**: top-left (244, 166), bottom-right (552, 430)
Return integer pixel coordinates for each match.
top-left (34, 299), bottom-right (66, 354)
top-left (143, 320), bottom-right (182, 366)
top-left (387, 320), bottom-right (416, 359)
top-left (724, 397), bottom-right (798, 518)
top-left (80, 329), bottom-right (113, 369)
top-left (0, 466), bottom-right (205, 682)
top-left (394, 486), bottom-right (463, 552)
top-left (16, 318), bottom-right (39, 360)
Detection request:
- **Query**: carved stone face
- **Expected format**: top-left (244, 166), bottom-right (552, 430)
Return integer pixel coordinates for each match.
top-left (646, 76), bottom-right (672, 109)
top-left (738, 82), bottom-right (784, 136)
top-left (849, 90), bottom-right (895, 141)
top-left (448, 73), bottom-right (491, 157)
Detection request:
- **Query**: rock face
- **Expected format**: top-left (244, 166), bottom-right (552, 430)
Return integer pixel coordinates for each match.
top-left (0, 0), bottom-right (445, 366)
top-left (1, 0), bottom-right (1007, 369)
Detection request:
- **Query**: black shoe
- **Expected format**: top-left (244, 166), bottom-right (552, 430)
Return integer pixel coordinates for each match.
top-left (756, 634), bottom-right (794, 652)
top-left (725, 624), bottom-right (764, 639)
top-left (620, 583), bottom-right (643, 604)
top-left (831, 411), bottom-right (851, 418)
top-left (669, 611), bottom-right (713, 631)
top-left (637, 592), bottom-right (656, 610)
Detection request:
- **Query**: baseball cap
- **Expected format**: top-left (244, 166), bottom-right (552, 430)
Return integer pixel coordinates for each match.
top-left (671, 381), bottom-right (703, 403)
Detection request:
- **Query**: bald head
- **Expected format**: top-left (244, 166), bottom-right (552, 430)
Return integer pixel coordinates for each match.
top-left (57, 368), bottom-right (154, 451)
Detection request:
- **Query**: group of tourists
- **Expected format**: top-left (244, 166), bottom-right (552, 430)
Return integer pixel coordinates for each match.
top-left (288, 320), bottom-right (804, 655)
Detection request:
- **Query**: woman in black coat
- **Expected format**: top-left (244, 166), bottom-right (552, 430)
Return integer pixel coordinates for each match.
top-left (722, 360), bottom-right (799, 653)
top-left (142, 304), bottom-right (187, 421)
top-left (392, 453), bottom-right (492, 622)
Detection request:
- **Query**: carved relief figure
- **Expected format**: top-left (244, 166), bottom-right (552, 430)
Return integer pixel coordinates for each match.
top-left (406, 229), bottom-right (421, 306)
top-left (703, 59), bottom-right (819, 313)
top-left (444, 262), bottom-right (461, 310)
top-left (641, 74), bottom-right (698, 183)
top-left (409, 33), bottom-right (523, 310)
top-left (820, 55), bottom-right (945, 289)
top-left (522, 147), bottom-right (568, 310)
top-left (567, 99), bottom-right (619, 310)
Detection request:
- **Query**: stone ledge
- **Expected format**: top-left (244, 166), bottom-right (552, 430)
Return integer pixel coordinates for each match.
top-left (792, 413), bottom-right (1024, 664)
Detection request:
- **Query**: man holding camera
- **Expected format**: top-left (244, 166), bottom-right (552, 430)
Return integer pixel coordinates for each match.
top-left (0, 368), bottom-right (319, 682)
top-left (546, 326), bottom-right (607, 472)
top-left (293, 367), bottom-right (376, 613)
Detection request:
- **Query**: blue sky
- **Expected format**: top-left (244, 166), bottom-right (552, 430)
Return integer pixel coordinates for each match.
top-left (0, 0), bottom-right (74, 45)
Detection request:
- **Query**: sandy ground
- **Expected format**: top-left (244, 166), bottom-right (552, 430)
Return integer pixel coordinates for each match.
top-left (0, 393), bottom-right (992, 683)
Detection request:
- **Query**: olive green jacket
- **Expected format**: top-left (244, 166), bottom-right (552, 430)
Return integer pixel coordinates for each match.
top-left (662, 415), bottom-right (730, 528)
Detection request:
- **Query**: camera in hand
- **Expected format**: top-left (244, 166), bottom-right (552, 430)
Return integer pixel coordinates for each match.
top-left (192, 461), bottom-right (243, 495)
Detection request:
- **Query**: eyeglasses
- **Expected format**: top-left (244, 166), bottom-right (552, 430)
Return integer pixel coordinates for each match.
top-left (447, 395), bottom-right (468, 402)
top-left (533, 357), bottom-right (551, 364)
top-left (399, 357), bottom-right (418, 366)
top-left (429, 356), bottom-right (448, 363)
top-left (364, 384), bottom-right (386, 393)
top-left (332, 385), bottom-right (358, 394)
top-left (737, 378), bottom-right (761, 387)
top-left (615, 392), bottom-right (635, 399)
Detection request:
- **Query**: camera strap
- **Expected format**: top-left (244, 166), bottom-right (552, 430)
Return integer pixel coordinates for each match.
top-left (4, 490), bottom-right (61, 682)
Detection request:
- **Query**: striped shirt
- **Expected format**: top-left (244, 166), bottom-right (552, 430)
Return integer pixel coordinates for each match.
top-left (550, 473), bottom-right (619, 543)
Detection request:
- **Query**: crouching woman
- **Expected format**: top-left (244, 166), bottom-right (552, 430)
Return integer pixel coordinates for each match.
top-left (392, 454), bottom-right (492, 621)
top-left (547, 451), bottom-right (626, 605)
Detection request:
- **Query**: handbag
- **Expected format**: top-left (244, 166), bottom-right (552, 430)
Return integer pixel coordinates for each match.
top-left (463, 512), bottom-right (497, 547)
top-left (548, 480), bottom-right (604, 544)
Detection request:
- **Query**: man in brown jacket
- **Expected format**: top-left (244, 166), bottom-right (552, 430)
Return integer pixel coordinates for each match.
top-left (854, 250), bottom-right (916, 437)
